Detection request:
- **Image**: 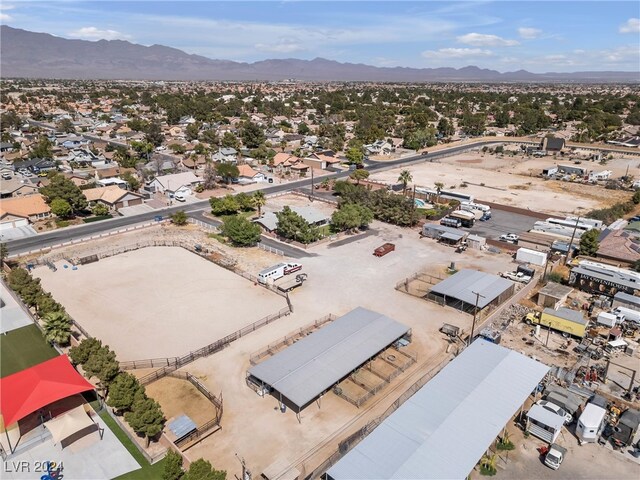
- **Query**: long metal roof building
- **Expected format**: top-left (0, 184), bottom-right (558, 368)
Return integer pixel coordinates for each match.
top-left (327, 340), bottom-right (549, 480)
top-left (248, 307), bottom-right (410, 411)
top-left (429, 269), bottom-right (514, 309)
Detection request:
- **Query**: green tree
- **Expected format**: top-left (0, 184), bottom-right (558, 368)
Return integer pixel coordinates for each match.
top-left (69, 337), bottom-right (103, 366)
top-left (240, 121), bottom-right (266, 148)
top-left (122, 171), bottom-right (141, 191)
top-left (183, 459), bottom-right (226, 480)
top-left (345, 146), bottom-right (364, 165)
top-left (235, 192), bottom-right (255, 211)
top-left (579, 228), bottom-right (601, 256)
top-left (92, 203), bottom-right (110, 217)
top-left (114, 147), bottom-right (137, 168)
top-left (107, 372), bottom-right (145, 414)
top-left (252, 191), bottom-right (266, 217)
top-left (403, 127), bottom-right (437, 150)
top-left (398, 170), bottom-right (413, 196)
top-left (0, 243), bottom-right (8, 264)
top-left (215, 163), bottom-right (239, 184)
top-left (7, 267), bottom-right (42, 308)
top-left (200, 129), bottom-right (218, 145)
top-left (222, 215), bottom-right (262, 246)
top-left (83, 345), bottom-right (120, 387)
top-left (275, 206), bottom-right (321, 244)
top-left (434, 182), bottom-right (445, 203)
top-left (40, 173), bottom-right (88, 213)
top-left (210, 195), bottom-right (240, 216)
top-left (437, 117), bottom-right (455, 138)
top-left (460, 113), bottom-right (486, 136)
top-left (220, 132), bottom-right (240, 150)
top-left (350, 169), bottom-right (370, 185)
top-left (51, 198), bottom-right (73, 218)
top-left (185, 122), bottom-right (201, 141)
top-left (331, 203), bottom-right (373, 232)
top-left (297, 122), bottom-right (310, 135)
top-left (56, 118), bottom-right (75, 133)
top-left (36, 292), bottom-right (64, 316)
top-left (633, 190), bottom-right (640, 205)
top-left (124, 397), bottom-right (165, 447)
top-left (29, 137), bottom-right (53, 159)
top-left (130, 141), bottom-right (154, 160)
top-left (162, 450), bottom-right (184, 480)
top-left (42, 311), bottom-right (72, 346)
top-left (170, 211), bottom-right (188, 226)
top-left (144, 121), bottom-right (164, 147)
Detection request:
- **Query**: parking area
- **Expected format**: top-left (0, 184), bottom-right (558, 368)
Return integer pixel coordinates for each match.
top-left (466, 207), bottom-right (540, 241)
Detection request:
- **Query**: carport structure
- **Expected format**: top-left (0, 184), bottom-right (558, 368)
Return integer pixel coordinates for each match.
top-left (247, 307), bottom-right (410, 421)
top-left (327, 340), bottom-right (550, 480)
top-left (427, 269), bottom-right (515, 314)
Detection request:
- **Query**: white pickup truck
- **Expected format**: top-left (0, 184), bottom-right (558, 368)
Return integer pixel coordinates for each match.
top-left (500, 271), bottom-right (532, 283)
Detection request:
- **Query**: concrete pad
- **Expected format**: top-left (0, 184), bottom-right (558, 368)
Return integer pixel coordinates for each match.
top-left (1, 415), bottom-right (141, 480)
top-left (117, 204), bottom-right (157, 216)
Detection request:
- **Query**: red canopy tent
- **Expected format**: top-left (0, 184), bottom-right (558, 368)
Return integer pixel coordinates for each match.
top-left (0, 355), bottom-right (94, 428)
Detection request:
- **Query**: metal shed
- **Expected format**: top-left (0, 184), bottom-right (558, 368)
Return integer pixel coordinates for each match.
top-left (612, 292), bottom-right (640, 311)
top-left (526, 404), bottom-right (565, 443)
top-left (327, 340), bottom-right (549, 480)
top-left (247, 308), bottom-right (410, 418)
top-left (427, 269), bottom-right (515, 314)
top-left (537, 282), bottom-right (573, 309)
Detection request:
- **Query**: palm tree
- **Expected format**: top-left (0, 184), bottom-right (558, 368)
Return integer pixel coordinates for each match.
top-left (42, 311), bottom-right (72, 346)
top-left (0, 242), bottom-right (8, 265)
top-left (252, 191), bottom-right (266, 217)
top-left (398, 170), bottom-right (413, 196)
top-left (434, 181), bottom-right (445, 204)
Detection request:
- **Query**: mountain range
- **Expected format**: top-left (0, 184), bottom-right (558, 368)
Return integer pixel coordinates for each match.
top-left (1, 26), bottom-right (638, 83)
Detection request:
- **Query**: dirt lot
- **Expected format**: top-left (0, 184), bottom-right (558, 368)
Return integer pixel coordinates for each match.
top-left (370, 151), bottom-right (634, 215)
top-left (145, 376), bottom-right (218, 427)
top-left (183, 220), bottom-right (519, 476)
top-left (33, 246), bottom-right (286, 360)
top-left (263, 192), bottom-right (336, 217)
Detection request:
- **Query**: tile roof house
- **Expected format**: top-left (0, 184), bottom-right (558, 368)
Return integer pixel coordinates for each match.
top-left (0, 194), bottom-right (51, 229)
top-left (596, 229), bottom-right (640, 265)
top-left (83, 185), bottom-right (144, 211)
top-left (237, 164), bottom-right (266, 183)
top-left (0, 177), bottom-right (41, 198)
top-left (146, 171), bottom-right (202, 196)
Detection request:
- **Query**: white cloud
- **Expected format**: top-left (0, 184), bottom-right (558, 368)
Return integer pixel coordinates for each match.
top-left (457, 32), bottom-right (519, 47)
top-left (0, 13), bottom-right (12, 22)
top-left (518, 27), bottom-right (542, 39)
top-left (255, 37), bottom-right (305, 54)
top-left (0, 4), bottom-right (15, 10)
top-left (422, 47), bottom-right (494, 59)
top-left (619, 18), bottom-right (640, 34)
top-left (68, 26), bottom-right (131, 41)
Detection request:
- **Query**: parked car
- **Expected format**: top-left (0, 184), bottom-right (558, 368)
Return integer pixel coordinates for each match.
top-left (536, 400), bottom-right (573, 424)
top-left (174, 193), bottom-right (186, 202)
top-left (499, 233), bottom-right (519, 243)
top-left (1, 173), bottom-right (11, 180)
top-left (544, 443), bottom-right (566, 470)
top-left (500, 271), bottom-right (532, 283)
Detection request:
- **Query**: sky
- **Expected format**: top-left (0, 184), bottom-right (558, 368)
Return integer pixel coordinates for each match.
top-left (1, 1), bottom-right (639, 72)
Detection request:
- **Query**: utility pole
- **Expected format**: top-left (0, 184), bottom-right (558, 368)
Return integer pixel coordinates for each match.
top-left (310, 167), bottom-right (315, 202)
top-left (565, 216), bottom-right (581, 266)
top-left (469, 290), bottom-right (486, 346)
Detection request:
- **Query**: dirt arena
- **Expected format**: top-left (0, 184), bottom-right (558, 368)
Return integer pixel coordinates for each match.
top-left (33, 246), bottom-right (287, 360)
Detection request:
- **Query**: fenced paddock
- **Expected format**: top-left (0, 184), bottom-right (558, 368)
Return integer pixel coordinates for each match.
top-left (333, 347), bottom-right (417, 408)
top-left (33, 246), bottom-right (288, 360)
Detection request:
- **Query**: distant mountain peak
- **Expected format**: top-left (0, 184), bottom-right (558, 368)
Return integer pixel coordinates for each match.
top-left (1, 25), bottom-right (638, 83)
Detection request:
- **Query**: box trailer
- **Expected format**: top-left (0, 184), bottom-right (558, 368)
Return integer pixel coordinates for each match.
top-left (576, 403), bottom-right (607, 444)
top-left (614, 306), bottom-right (640, 324)
top-left (440, 217), bottom-right (461, 228)
top-left (516, 248), bottom-right (548, 266)
top-left (597, 312), bottom-right (619, 328)
top-left (525, 307), bottom-right (588, 338)
top-left (257, 263), bottom-right (287, 284)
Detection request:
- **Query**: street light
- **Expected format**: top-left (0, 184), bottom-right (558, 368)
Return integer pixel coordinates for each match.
top-left (469, 290), bottom-right (486, 346)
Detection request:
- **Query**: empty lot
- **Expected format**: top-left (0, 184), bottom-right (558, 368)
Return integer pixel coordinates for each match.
top-left (34, 246), bottom-right (286, 360)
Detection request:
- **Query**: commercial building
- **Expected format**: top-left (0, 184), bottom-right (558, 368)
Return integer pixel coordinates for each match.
top-left (427, 269), bottom-right (515, 314)
top-left (569, 260), bottom-right (640, 297)
top-left (326, 340), bottom-right (549, 480)
top-left (247, 308), bottom-right (410, 419)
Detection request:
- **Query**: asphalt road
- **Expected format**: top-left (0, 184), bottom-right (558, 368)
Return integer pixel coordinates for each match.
top-left (4, 141), bottom-right (514, 256)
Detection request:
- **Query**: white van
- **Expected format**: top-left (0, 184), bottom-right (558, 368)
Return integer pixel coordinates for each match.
top-left (576, 403), bottom-right (607, 444)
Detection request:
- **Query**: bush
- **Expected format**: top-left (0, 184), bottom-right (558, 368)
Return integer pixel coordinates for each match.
top-left (221, 215), bottom-right (261, 246)
top-left (547, 271), bottom-right (565, 284)
top-left (171, 211), bottom-right (189, 226)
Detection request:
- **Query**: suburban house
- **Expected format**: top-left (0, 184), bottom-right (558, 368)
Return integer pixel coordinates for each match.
top-left (254, 205), bottom-right (330, 233)
top-left (237, 164), bottom-right (267, 183)
top-left (95, 166), bottom-right (135, 181)
top-left (146, 171), bottom-right (202, 197)
top-left (211, 148), bottom-right (238, 163)
top-left (59, 136), bottom-right (89, 149)
top-left (13, 158), bottom-right (57, 172)
top-left (97, 178), bottom-right (129, 189)
top-left (67, 148), bottom-right (109, 168)
top-left (183, 156), bottom-right (207, 169)
top-left (596, 229), bottom-right (640, 265)
top-left (0, 177), bottom-right (41, 198)
top-left (83, 185), bottom-right (145, 211)
top-left (0, 194), bottom-right (51, 230)
top-left (541, 136), bottom-right (565, 152)
top-left (302, 152), bottom-right (342, 170)
top-left (364, 140), bottom-right (394, 156)
top-left (270, 152), bottom-right (303, 174)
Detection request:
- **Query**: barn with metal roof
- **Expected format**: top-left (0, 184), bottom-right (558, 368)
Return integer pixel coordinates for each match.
top-left (326, 340), bottom-right (549, 480)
